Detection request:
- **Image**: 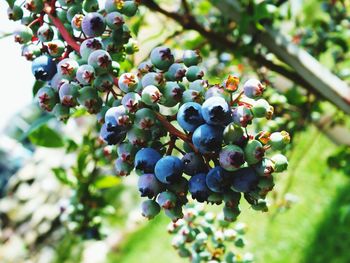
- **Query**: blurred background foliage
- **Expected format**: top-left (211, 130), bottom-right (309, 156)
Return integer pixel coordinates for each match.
top-left (1, 0), bottom-right (350, 262)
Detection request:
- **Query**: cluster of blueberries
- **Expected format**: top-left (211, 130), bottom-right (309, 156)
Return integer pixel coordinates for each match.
top-left (168, 204), bottom-right (253, 263)
top-left (99, 46), bottom-right (290, 221)
top-left (5, 0), bottom-right (290, 223)
top-left (7, 0), bottom-right (139, 119)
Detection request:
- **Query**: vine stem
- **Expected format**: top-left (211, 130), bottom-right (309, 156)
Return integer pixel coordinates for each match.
top-left (43, 2), bottom-right (80, 53)
top-left (166, 136), bottom-right (177, 155)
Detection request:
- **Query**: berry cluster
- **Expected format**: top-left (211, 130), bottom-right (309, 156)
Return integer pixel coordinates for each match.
top-left (168, 204), bottom-right (253, 263)
top-left (99, 46), bottom-right (290, 221)
top-left (6, 0), bottom-right (139, 120)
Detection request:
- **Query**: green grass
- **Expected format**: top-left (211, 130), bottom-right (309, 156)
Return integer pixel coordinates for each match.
top-left (108, 127), bottom-right (349, 263)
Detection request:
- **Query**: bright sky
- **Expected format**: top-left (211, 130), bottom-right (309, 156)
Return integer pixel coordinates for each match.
top-left (0, 2), bottom-right (34, 131)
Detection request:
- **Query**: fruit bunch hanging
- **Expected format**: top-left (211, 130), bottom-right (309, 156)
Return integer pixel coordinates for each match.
top-left (5, 0), bottom-right (290, 223)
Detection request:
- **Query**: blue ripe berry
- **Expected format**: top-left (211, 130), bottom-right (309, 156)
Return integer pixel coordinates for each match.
top-left (118, 73), bottom-right (138, 93)
top-left (80, 38), bottom-right (104, 61)
top-left (177, 102), bottom-right (205, 132)
top-left (192, 124), bottom-right (223, 154)
top-left (202, 96), bottom-right (231, 126)
top-left (58, 83), bottom-right (79, 107)
top-left (165, 63), bottom-right (187, 81)
top-left (135, 108), bottom-right (156, 130)
top-left (31, 55), bottom-right (57, 81)
top-left (115, 157), bottom-right (133, 176)
top-left (57, 58), bottom-right (79, 80)
top-left (106, 11), bottom-right (124, 30)
top-left (223, 123), bottom-right (247, 147)
top-left (141, 199), bottom-right (161, 219)
top-left (219, 145), bottom-right (245, 171)
top-left (183, 50), bottom-right (201, 67)
top-left (134, 148), bottom-right (162, 173)
top-left (167, 176), bottom-right (188, 197)
top-left (188, 173), bottom-right (211, 202)
top-left (243, 79), bottom-right (265, 99)
top-left (244, 140), bottom-right (264, 165)
top-left (186, 66), bottom-right (204, 82)
top-left (156, 191), bottom-right (177, 209)
top-left (150, 46), bottom-right (174, 70)
top-left (155, 156), bottom-right (184, 184)
top-left (181, 152), bottom-right (207, 176)
top-left (141, 85), bottom-right (162, 105)
top-left (88, 49), bottom-right (112, 75)
top-left (141, 72), bottom-right (164, 88)
top-left (121, 92), bottom-right (141, 112)
top-left (100, 123), bottom-right (126, 145)
top-left (161, 82), bottom-right (185, 107)
top-left (271, 154), bottom-right (288, 173)
top-left (231, 167), bottom-right (259, 193)
top-left (232, 105), bottom-right (254, 127)
top-left (82, 12), bottom-right (106, 37)
top-left (76, 64), bottom-right (95, 85)
top-left (138, 173), bottom-right (164, 198)
top-left (206, 166), bottom-right (230, 193)
top-left (105, 105), bottom-right (130, 130)
top-left (37, 24), bottom-right (54, 42)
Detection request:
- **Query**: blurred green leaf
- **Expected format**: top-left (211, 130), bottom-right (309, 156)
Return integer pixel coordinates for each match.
top-left (52, 167), bottom-right (77, 187)
top-left (94, 175), bottom-right (121, 189)
top-left (28, 124), bottom-right (64, 148)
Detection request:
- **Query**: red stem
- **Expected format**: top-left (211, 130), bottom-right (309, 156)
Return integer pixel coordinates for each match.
top-left (43, 3), bottom-right (80, 53)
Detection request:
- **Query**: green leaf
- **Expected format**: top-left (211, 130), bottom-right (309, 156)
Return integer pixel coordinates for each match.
top-left (77, 150), bottom-right (89, 175)
top-left (33, 80), bottom-right (45, 96)
top-left (28, 124), bottom-right (64, 148)
top-left (19, 114), bottom-right (53, 141)
top-left (52, 167), bottom-right (77, 187)
top-left (94, 175), bottom-right (121, 189)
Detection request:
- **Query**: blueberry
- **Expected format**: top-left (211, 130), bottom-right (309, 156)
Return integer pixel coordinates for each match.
top-left (21, 43), bottom-right (41, 61)
top-left (57, 58), bottom-right (79, 80)
top-left (141, 85), bottom-right (162, 105)
top-left (58, 83), bottom-right (79, 107)
top-left (269, 131), bottom-right (290, 150)
top-left (94, 74), bottom-right (114, 92)
top-left (192, 124), bottom-right (223, 154)
top-left (182, 89), bottom-right (203, 104)
top-left (31, 55), bottom-right (57, 81)
top-left (189, 79), bottom-right (208, 94)
top-left (219, 145), bottom-right (245, 171)
top-left (156, 191), bottom-right (177, 209)
top-left (77, 86), bottom-right (103, 113)
top-left (141, 199), bottom-right (160, 219)
top-left (164, 205), bottom-right (183, 222)
top-left (251, 99), bottom-right (271, 118)
top-left (80, 38), bottom-right (104, 61)
top-left (121, 92), bottom-right (141, 112)
top-left (206, 166), bottom-right (231, 193)
top-left (134, 148), bottom-right (161, 173)
top-left (155, 156), bottom-right (183, 184)
top-left (117, 142), bottom-right (137, 162)
top-left (105, 105), bottom-right (129, 130)
top-left (82, 0), bottom-right (99, 12)
top-left (37, 24), bottom-right (54, 42)
top-left (186, 66), bottom-right (204, 82)
top-left (202, 96), bottom-right (231, 125)
top-left (188, 173), bottom-right (211, 202)
top-left (137, 61), bottom-right (154, 77)
top-left (271, 154), bottom-right (288, 173)
top-left (205, 85), bottom-right (231, 103)
top-left (231, 167), bottom-right (259, 193)
top-left (13, 25), bottom-right (33, 44)
top-left (223, 190), bottom-right (241, 208)
top-left (135, 108), bottom-right (156, 130)
top-left (75, 65), bottom-right (94, 85)
top-left (161, 82), bottom-right (185, 107)
top-left (119, 1), bottom-right (139, 17)
top-left (141, 72), bottom-right (164, 88)
top-left (88, 49), bottom-right (112, 75)
top-left (164, 63), bottom-right (186, 81)
top-left (36, 87), bottom-right (58, 112)
top-left (222, 123), bottom-right (247, 146)
top-left (183, 50), bottom-right (201, 67)
top-left (106, 11), bottom-right (124, 30)
top-left (82, 12), bottom-right (106, 37)
top-left (115, 157), bottom-right (133, 176)
top-left (181, 152), bottom-right (206, 175)
top-left (150, 46), bottom-right (174, 70)
top-left (223, 206), bottom-right (240, 222)
top-left (138, 173), bottom-right (164, 198)
top-left (244, 140), bottom-right (264, 165)
top-left (127, 126), bottom-right (151, 146)
top-left (7, 5), bottom-right (23, 21)
top-left (253, 158), bottom-right (274, 176)
top-left (166, 177), bottom-right (188, 197)
top-left (100, 123), bottom-right (126, 145)
top-left (243, 79), bottom-right (265, 98)
top-left (118, 73), bottom-right (138, 93)
top-left (177, 102), bottom-right (205, 132)
top-left (232, 105), bottom-right (254, 127)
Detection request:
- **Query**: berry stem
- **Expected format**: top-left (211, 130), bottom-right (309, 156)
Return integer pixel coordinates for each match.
top-left (43, 3), bottom-right (80, 53)
top-left (166, 136), bottom-right (177, 155)
top-left (231, 90), bottom-right (244, 106)
top-left (154, 112), bottom-right (198, 153)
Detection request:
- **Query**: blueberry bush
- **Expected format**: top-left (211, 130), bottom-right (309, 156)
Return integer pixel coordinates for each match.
top-left (3, 0), bottom-right (350, 262)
